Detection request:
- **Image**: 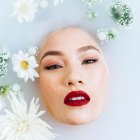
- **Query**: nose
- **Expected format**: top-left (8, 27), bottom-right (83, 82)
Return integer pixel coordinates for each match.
top-left (64, 66), bottom-right (85, 87)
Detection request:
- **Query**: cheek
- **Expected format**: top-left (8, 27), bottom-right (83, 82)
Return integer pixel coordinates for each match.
top-left (38, 71), bottom-right (64, 104)
top-left (87, 64), bottom-right (109, 90)
top-left (39, 73), bottom-right (60, 108)
top-left (39, 73), bottom-right (57, 92)
top-left (39, 72), bottom-right (64, 115)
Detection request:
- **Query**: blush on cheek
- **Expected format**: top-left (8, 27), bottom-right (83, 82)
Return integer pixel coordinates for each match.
top-left (89, 73), bottom-right (103, 88)
top-left (97, 65), bottom-right (109, 81)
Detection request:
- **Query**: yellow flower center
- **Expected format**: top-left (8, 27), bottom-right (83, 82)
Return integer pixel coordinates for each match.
top-left (21, 60), bottom-right (29, 70)
top-left (16, 121), bottom-right (29, 133)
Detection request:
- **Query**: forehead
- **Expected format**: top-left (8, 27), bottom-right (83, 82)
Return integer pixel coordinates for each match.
top-left (38, 27), bottom-right (101, 60)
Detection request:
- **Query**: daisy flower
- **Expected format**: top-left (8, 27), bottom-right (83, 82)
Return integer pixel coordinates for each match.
top-left (11, 50), bottom-right (39, 82)
top-left (0, 94), bottom-right (56, 140)
top-left (97, 28), bottom-right (118, 44)
top-left (11, 0), bottom-right (38, 23)
top-left (53, 0), bottom-right (64, 6)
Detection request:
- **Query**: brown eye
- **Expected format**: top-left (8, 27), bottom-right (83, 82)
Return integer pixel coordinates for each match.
top-left (82, 59), bottom-right (98, 64)
top-left (45, 64), bottom-right (63, 70)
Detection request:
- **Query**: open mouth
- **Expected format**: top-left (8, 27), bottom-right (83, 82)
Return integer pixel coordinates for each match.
top-left (64, 91), bottom-right (90, 106)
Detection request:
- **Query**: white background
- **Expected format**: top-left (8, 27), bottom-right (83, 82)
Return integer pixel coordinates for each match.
top-left (0, 0), bottom-right (140, 140)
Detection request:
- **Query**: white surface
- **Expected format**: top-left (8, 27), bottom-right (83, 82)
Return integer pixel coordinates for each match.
top-left (0, 0), bottom-right (140, 140)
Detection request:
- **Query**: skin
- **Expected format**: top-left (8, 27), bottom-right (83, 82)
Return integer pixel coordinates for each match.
top-left (38, 27), bottom-right (109, 125)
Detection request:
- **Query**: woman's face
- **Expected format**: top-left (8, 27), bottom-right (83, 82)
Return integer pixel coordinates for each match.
top-left (38, 27), bottom-right (109, 125)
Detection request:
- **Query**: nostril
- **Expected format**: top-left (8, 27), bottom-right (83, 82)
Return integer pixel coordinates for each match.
top-left (68, 82), bottom-right (72, 85)
top-left (66, 80), bottom-right (83, 86)
top-left (78, 81), bottom-right (82, 84)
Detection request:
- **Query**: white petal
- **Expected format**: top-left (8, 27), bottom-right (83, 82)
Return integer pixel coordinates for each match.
top-left (33, 70), bottom-right (39, 78)
top-left (12, 84), bottom-right (21, 92)
top-left (0, 94), bottom-right (56, 140)
top-left (0, 97), bottom-right (6, 111)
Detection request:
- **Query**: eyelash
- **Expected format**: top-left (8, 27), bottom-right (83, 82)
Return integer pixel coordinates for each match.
top-left (45, 65), bottom-right (62, 70)
top-left (45, 59), bottom-right (98, 70)
top-left (82, 58), bottom-right (98, 64)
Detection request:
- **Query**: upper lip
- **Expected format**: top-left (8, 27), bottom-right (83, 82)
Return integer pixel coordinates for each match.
top-left (64, 90), bottom-right (90, 105)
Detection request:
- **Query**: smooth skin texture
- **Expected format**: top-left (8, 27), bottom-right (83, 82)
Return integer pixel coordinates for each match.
top-left (38, 27), bottom-right (109, 125)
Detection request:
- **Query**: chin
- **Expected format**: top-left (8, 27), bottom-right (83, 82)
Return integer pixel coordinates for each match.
top-left (48, 104), bottom-right (105, 125)
top-left (57, 112), bottom-right (100, 125)
top-left (65, 118), bottom-right (93, 125)
top-left (61, 116), bottom-right (97, 125)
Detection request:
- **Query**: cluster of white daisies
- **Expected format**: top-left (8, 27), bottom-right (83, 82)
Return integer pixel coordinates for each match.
top-left (11, 0), bottom-right (134, 44)
top-left (1, 1), bottom-right (66, 139)
top-left (0, 46), bottom-right (39, 82)
top-left (0, 47), bottom-right (56, 140)
top-left (0, 0), bottom-right (134, 139)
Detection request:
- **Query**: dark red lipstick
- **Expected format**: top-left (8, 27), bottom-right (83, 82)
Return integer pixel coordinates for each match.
top-left (64, 91), bottom-right (90, 106)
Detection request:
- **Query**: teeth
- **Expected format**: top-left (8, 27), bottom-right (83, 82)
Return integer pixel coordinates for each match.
top-left (72, 97), bottom-right (77, 100)
top-left (70, 96), bottom-right (85, 101)
top-left (77, 97), bottom-right (82, 100)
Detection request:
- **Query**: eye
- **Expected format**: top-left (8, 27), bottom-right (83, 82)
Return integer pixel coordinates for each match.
top-left (45, 64), bottom-right (63, 70)
top-left (82, 59), bottom-right (98, 64)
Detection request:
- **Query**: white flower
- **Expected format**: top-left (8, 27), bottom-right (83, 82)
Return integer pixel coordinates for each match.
top-left (12, 50), bottom-right (39, 82)
top-left (0, 96), bottom-right (6, 111)
top-left (11, 0), bottom-right (38, 23)
top-left (97, 28), bottom-right (118, 44)
top-left (106, 28), bottom-right (118, 40)
top-left (97, 29), bottom-right (107, 44)
top-left (8, 83), bottom-right (22, 95)
top-left (27, 46), bottom-right (38, 56)
top-left (53, 0), bottom-right (63, 6)
top-left (40, 0), bottom-right (49, 9)
top-left (12, 83), bottom-right (21, 92)
top-left (0, 94), bottom-right (56, 140)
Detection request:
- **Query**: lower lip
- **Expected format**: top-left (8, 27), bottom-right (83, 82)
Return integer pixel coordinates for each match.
top-left (64, 91), bottom-right (90, 106)
top-left (65, 100), bottom-right (90, 106)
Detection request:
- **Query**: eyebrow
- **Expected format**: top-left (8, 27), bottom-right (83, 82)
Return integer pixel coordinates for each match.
top-left (40, 45), bottom-right (100, 63)
top-left (40, 51), bottom-right (62, 63)
top-left (78, 45), bottom-right (100, 54)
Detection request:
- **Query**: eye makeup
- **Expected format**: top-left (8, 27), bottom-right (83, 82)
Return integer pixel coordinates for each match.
top-left (82, 58), bottom-right (98, 64)
top-left (80, 50), bottom-right (99, 63)
top-left (45, 64), bottom-right (63, 70)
